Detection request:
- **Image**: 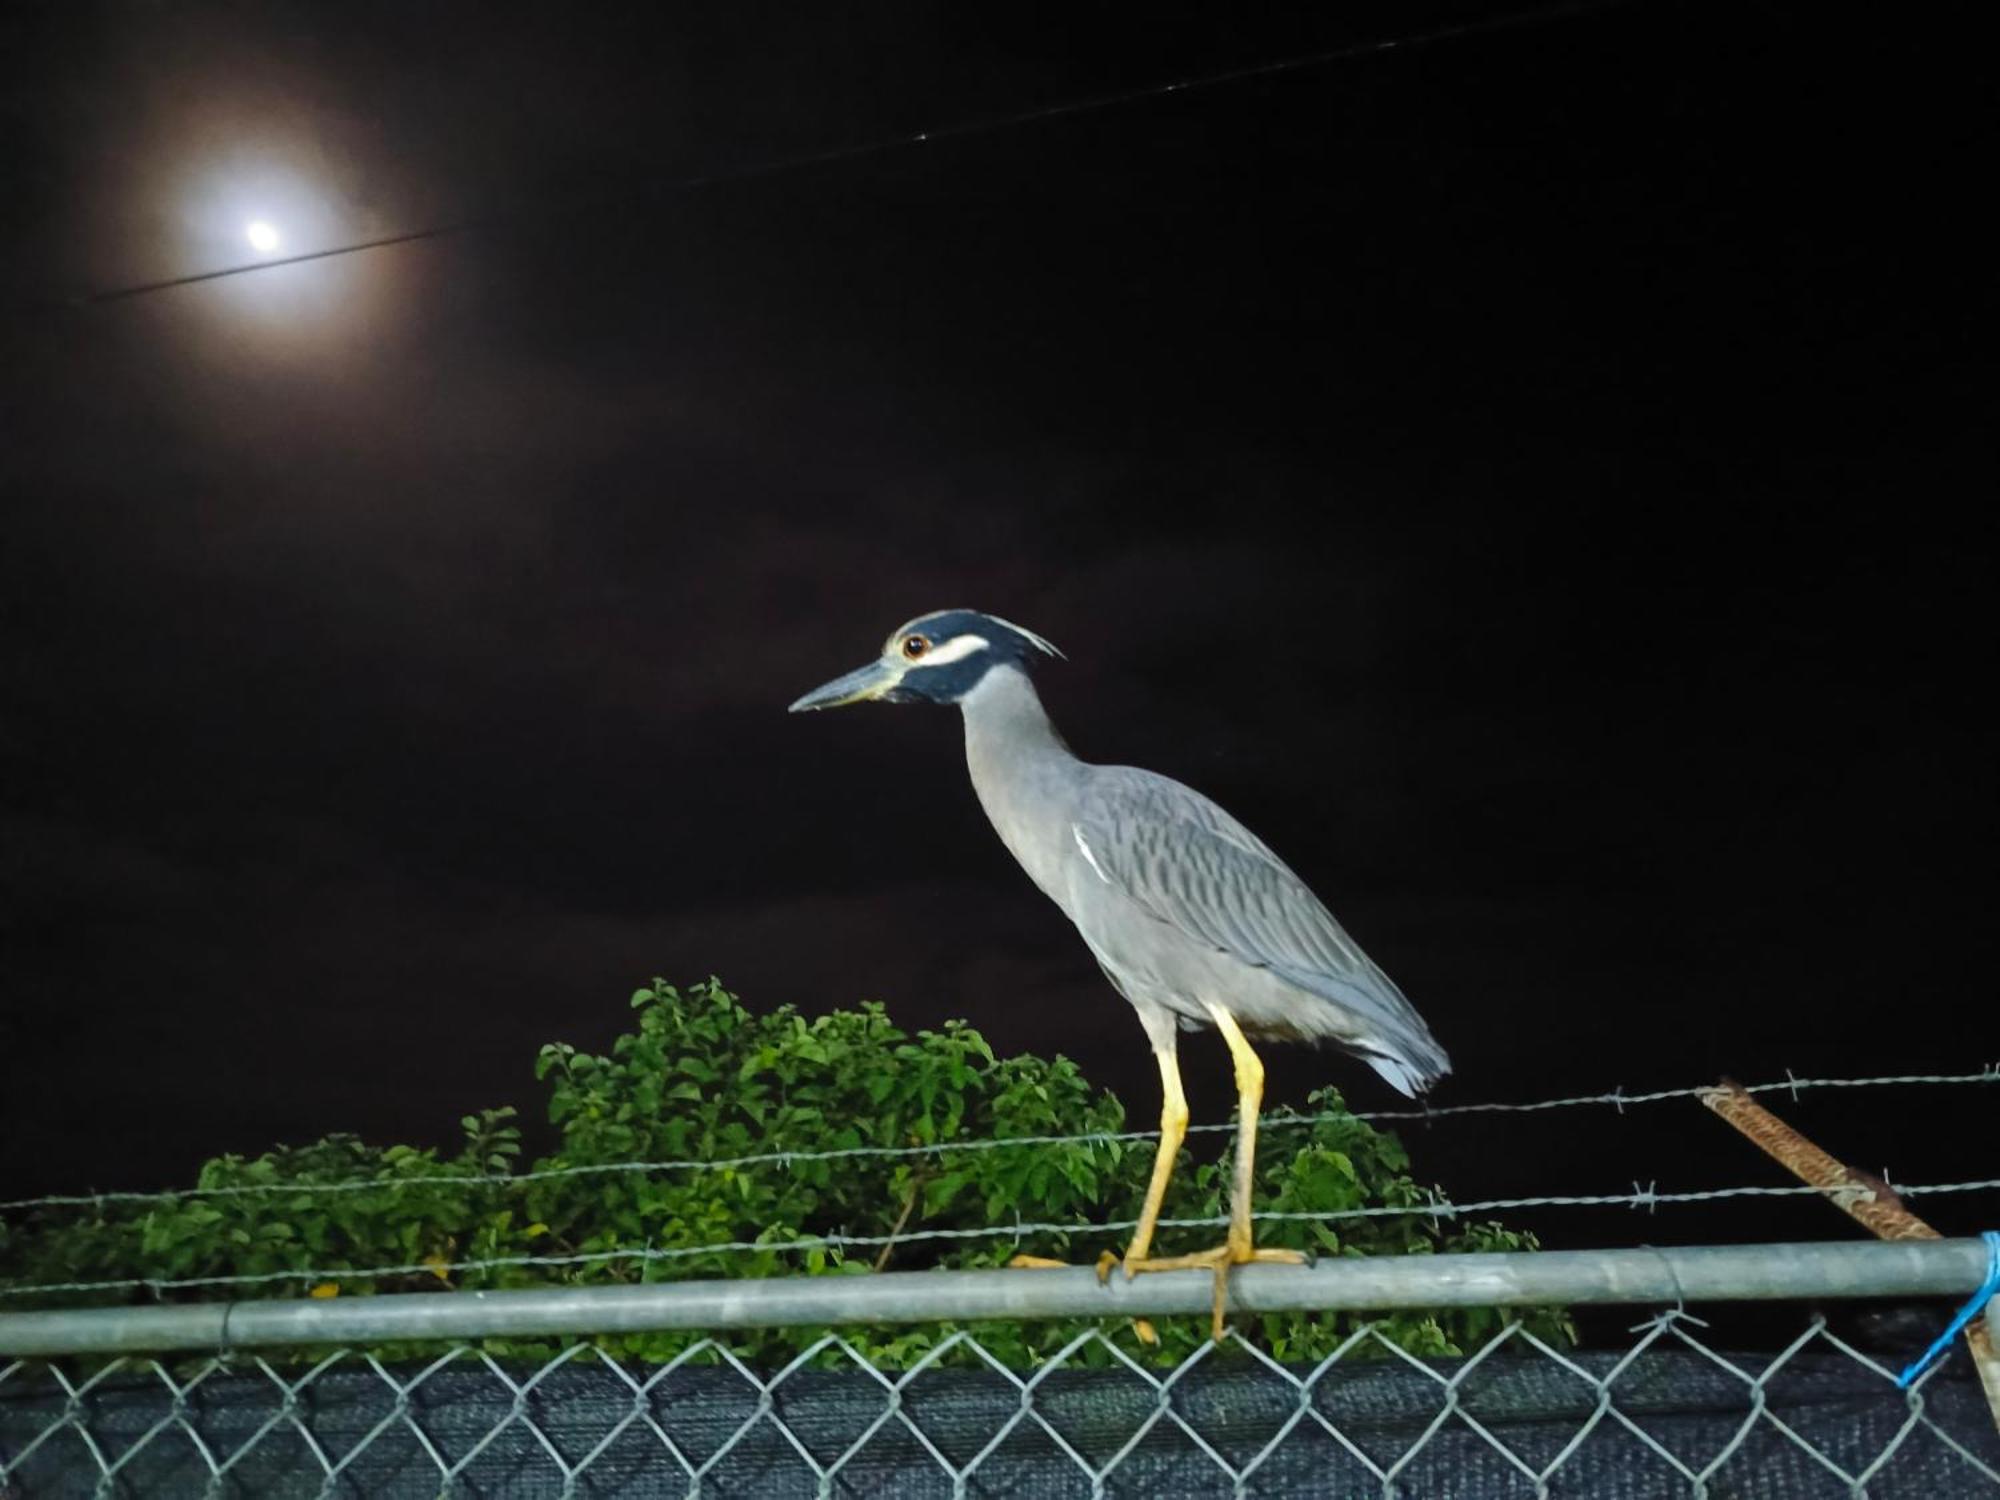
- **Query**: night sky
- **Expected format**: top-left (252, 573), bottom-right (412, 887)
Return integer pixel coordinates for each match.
top-left (1, 2), bottom-right (1990, 1252)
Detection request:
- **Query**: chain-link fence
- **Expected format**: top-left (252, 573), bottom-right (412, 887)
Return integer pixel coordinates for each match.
top-left (5, 1241), bottom-right (1998, 1497)
top-left (4, 1317), bottom-right (1999, 1497)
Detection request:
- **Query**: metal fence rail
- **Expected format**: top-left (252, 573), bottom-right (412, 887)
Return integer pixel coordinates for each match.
top-left (0, 1239), bottom-right (1992, 1358)
top-left (4, 1241), bottom-right (1998, 1497)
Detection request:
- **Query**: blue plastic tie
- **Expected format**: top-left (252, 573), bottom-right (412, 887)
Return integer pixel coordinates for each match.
top-left (1896, 1231), bottom-right (2000, 1389)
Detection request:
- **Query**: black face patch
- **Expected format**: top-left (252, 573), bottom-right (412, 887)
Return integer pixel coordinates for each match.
top-left (891, 646), bottom-right (993, 704)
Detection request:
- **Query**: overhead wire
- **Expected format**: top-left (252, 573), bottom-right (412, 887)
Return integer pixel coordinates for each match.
top-left (66, 0), bottom-right (1642, 307)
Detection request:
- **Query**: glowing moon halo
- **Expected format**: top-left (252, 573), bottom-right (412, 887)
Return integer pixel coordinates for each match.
top-left (244, 220), bottom-right (282, 255)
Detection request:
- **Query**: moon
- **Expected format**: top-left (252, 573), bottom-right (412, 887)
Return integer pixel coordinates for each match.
top-left (244, 220), bottom-right (281, 255)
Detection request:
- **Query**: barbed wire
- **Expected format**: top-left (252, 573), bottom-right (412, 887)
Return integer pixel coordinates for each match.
top-left (4, 1068), bottom-right (1992, 1217)
top-left (7, 1175), bottom-right (1998, 1299)
top-left (1350, 1067), bottom-right (2000, 1120)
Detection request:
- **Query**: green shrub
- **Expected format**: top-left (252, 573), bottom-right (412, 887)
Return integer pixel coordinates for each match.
top-left (0, 980), bottom-right (1571, 1366)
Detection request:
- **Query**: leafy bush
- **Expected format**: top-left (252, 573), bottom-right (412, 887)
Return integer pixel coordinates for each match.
top-left (0, 980), bottom-right (1571, 1366)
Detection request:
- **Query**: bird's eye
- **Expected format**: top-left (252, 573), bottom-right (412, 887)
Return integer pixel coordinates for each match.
top-left (902, 635), bottom-right (931, 660)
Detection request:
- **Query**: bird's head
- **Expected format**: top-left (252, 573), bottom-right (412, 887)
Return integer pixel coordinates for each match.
top-left (787, 608), bottom-right (1063, 711)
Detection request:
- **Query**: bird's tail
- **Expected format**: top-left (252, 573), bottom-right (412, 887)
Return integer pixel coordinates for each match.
top-left (1266, 959), bottom-right (1452, 1099)
top-left (1351, 1028), bottom-right (1452, 1099)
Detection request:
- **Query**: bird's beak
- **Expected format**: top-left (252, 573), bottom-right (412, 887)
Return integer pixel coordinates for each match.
top-left (787, 657), bottom-right (904, 712)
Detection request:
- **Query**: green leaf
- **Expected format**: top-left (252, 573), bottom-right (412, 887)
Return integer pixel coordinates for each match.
top-left (2, 976), bottom-right (1563, 1372)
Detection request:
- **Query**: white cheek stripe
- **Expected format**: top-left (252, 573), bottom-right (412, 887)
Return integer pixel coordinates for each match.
top-left (1072, 824), bottom-right (1113, 884)
top-left (918, 633), bottom-right (991, 667)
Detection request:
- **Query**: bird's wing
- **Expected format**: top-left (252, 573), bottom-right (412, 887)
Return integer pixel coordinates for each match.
top-left (1072, 766), bottom-right (1446, 1071)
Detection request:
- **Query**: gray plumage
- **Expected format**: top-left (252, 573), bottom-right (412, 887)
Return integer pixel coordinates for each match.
top-left (793, 609), bottom-right (1449, 1325)
top-left (959, 662), bottom-right (1449, 1097)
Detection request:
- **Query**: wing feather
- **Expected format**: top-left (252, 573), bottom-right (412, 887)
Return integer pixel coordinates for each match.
top-left (1074, 766), bottom-right (1448, 1081)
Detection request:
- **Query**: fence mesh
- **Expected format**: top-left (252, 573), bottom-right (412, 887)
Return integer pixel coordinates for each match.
top-left (6, 1312), bottom-right (1997, 1498)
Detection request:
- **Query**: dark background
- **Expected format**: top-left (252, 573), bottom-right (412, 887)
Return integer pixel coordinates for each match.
top-left (1, 1), bottom-right (1991, 1257)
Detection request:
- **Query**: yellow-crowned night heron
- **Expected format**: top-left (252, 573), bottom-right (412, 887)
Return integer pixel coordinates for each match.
top-left (790, 608), bottom-right (1450, 1335)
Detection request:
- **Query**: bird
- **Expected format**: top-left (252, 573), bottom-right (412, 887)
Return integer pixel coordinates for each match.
top-left (789, 608), bottom-right (1450, 1336)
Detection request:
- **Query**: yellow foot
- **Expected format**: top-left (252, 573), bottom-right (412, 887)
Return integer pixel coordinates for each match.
top-left (1108, 1243), bottom-right (1310, 1342)
top-left (1006, 1253), bottom-right (1159, 1344)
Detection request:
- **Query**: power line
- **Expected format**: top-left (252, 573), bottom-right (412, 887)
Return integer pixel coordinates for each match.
top-left (68, 0), bottom-right (1641, 307)
top-left (3, 1068), bottom-right (1991, 1216)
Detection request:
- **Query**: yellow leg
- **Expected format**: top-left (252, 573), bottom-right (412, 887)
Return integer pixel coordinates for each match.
top-left (1210, 1006), bottom-right (1263, 1260)
top-left (1119, 1004), bottom-right (1305, 1340)
top-left (1009, 1042), bottom-right (1186, 1265)
top-left (1013, 1037), bottom-right (1189, 1349)
top-left (1123, 1040), bottom-right (1190, 1266)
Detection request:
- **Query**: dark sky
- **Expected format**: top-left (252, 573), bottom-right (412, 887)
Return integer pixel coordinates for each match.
top-left (1, 2), bottom-right (1991, 1250)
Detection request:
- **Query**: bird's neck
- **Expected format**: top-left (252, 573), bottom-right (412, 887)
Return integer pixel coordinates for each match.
top-left (959, 665), bottom-right (1078, 899)
top-left (960, 664), bottom-right (1070, 764)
